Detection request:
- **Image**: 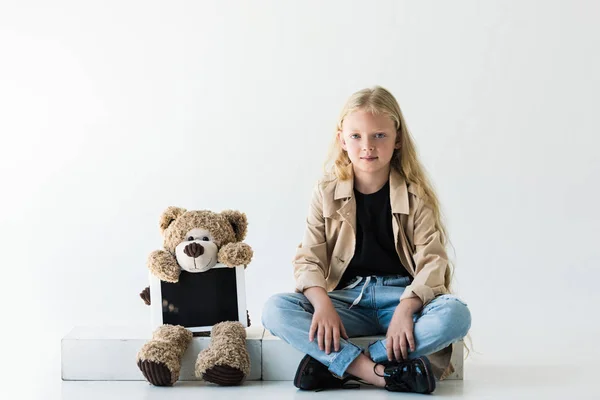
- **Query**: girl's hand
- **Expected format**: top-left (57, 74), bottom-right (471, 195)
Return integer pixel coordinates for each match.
top-left (309, 304), bottom-right (349, 354)
top-left (386, 305), bottom-right (416, 362)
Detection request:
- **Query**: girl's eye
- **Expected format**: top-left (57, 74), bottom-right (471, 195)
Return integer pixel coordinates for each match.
top-left (187, 236), bottom-right (194, 241)
top-left (202, 237), bottom-right (210, 241)
top-left (350, 134), bottom-right (360, 139)
top-left (375, 133), bottom-right (386, 138)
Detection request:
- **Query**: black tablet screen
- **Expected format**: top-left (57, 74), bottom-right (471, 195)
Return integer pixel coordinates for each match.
top-left (161, 268), bottom-right (239, 327)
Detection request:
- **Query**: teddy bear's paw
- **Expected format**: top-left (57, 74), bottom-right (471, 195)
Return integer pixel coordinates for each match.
top-left (218, 242), bottom-right (253, 267)
top-left (136, 326), bottom-right (192, 386)
top-left (203, 365), bottom-right (245, 386)
top-left (136, 341), bottom-right (183, 386)
top-left (147, 250), bottom-right (181, 282)
top-left (194, 322), bottom-right (250, 385)
top-left (140, 286), bottom-right (151, 305)
top-left (137, 359), bottom-right (174, 386)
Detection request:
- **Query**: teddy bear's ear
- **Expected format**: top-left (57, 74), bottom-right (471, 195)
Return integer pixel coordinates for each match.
top-left (159, 206), bottom-right (187, 233)
top-left (221, 210), bottom-right (248, 242)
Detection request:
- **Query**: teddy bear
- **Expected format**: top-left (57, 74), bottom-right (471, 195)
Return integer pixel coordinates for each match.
top-left (136, 206), bottom-right (254, 387)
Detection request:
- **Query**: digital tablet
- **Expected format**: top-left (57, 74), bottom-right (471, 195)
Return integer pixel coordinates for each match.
top-left (149, 264), bottom-right (247, 332)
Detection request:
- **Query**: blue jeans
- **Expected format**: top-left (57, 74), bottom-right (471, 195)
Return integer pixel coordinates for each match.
top-left (261, 275), bottom-right (471, 378)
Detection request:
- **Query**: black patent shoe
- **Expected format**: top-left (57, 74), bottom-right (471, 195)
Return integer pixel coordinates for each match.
top-left (294, 354), bottom-right (361, 391)
top-left (375, 356), bottom-right (436, 394)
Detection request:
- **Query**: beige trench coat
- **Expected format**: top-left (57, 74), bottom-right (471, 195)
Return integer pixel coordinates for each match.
top-left (293, 165), bottom-right (457, 380)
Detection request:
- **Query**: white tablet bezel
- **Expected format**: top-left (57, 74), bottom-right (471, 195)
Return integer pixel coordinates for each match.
top-left (149, 264), bottom-right (247, 332)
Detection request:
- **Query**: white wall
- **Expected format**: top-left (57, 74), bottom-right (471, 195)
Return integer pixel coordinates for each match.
top-left (1, 0), bottom-right (599, 390)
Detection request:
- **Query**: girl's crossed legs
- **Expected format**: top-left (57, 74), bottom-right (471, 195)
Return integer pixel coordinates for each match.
top-left (261, 275), bottom-right (471, 382)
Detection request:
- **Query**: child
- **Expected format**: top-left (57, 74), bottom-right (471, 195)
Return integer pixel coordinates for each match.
top-left (262, 86), bottom-right (471, 394)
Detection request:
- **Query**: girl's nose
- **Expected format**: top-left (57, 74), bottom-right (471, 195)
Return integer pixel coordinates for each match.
top-left (363, 141), bottom-right (374, 151)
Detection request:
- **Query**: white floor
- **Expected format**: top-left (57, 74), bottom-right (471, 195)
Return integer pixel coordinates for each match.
top-left (4, 334), bottom-right (599, 400)
top-left (8, 360), bottom-right (596, 400)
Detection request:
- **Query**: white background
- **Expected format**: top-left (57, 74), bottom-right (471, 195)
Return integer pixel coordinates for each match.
top-left (1, 0), bottom-right (598, 396)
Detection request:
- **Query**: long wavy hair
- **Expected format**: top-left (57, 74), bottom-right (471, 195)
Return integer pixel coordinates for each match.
top-left (325, 86), bottom-right (451, 276)
top-left (324, 86), bottom-right (473, 357)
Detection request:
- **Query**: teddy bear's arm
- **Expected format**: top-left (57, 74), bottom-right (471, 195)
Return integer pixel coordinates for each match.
top-left (217, 242), bottom-right (253, 267)
top-left (147, 250), bottom-right (181, 282)
top-left (140, 286), bottom-right (151, 305)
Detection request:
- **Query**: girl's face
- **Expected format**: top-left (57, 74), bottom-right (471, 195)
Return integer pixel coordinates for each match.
top-left (338, 109), bottom-right (400, 176)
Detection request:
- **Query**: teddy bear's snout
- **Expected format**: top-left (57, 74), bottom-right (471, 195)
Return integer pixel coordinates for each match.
top-left (183, 242), bottom-right (204, 258)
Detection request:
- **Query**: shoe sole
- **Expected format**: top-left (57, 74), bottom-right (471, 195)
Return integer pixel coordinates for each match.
top-left (293, 354), bottom-right (312, 389)
top-left (416, 356), bottom-right (436, 394)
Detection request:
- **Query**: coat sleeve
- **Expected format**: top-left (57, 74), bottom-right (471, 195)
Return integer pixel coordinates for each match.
top-left (400, 197), bottom-right (450, 307)
top-left (293, 183), bottom-right (329, 292)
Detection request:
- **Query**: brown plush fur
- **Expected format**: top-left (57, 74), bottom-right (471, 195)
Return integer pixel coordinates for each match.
top-left (161, 209), bottom-right (248, 254)
top-left (148, 208), bottom-right (252, 283)
top-left (137, 325), bottom-right (193, 385)
top-left (147, 249), bottom-right (181, 283)
top-left (220, 210), bottom-right (248, 242)
top-left (139, 207), bottom-right (253, 387)
top-left (217, 242), bottom-right (254, 267)
top-left (159, 206), bottom-right (187, 233)
top-left (195, 321), bottom-right (250, 380)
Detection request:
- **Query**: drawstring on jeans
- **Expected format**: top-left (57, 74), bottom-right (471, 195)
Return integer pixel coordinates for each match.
top-left (348, 276), bottom-right (371, 309)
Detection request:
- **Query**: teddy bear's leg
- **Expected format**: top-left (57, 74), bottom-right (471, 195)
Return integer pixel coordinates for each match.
top-left (136, 324), bottom-right (193, 386)
top-left (195, 321), bottom-right (250, 386)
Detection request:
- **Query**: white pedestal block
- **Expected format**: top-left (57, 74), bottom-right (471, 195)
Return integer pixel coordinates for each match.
top-left (61, 326), bottom-right (463, 382)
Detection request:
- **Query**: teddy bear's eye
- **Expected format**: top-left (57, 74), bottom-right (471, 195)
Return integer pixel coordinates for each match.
top-left (202, 237), bottom-right (210, 241)
top-left (187, 236), bottom-right (194, 241)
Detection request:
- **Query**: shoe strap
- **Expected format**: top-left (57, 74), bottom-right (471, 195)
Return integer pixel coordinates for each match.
top-left (373, 363), bottom-right (384, 377)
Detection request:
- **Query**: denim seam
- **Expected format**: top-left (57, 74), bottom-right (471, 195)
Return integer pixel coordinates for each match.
top-left (367, 340), bottom-right (388, 363)
top-left (375, 307), bottom-right (385, 333)
top-left (420, 295), bottom-right (468, 317)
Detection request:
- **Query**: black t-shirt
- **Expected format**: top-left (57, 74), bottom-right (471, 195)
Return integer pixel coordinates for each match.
top-left (336, 181), bottom-right (410, 289)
